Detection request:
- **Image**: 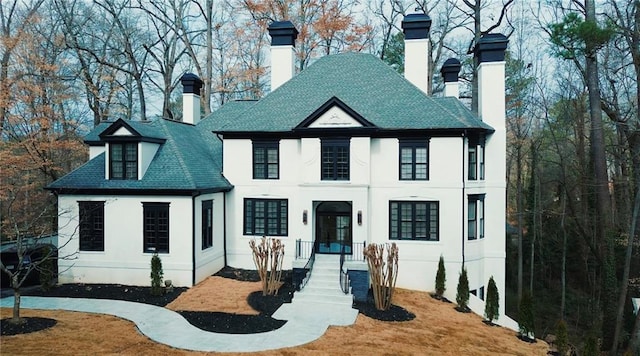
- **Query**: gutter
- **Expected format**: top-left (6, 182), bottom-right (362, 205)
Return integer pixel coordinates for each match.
top-left (223, 193), bottom-right (227, 267)
top-left (461, 132), bottom-right (466, 266)
top-left (191, 192), bottom-right (201, 286)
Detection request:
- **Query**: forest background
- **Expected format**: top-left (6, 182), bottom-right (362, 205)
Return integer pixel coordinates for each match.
top-left (1, 0), bottom-right (638, 353)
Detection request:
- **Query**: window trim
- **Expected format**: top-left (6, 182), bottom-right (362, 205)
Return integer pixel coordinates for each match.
top-left (109, 142), bottom-right (138, 180)
top-left (202, 200), bottom-right (213, 250)
top-left (389, 200), bottom-right (439, 241)
top-left (468, 136), bottom-right (485, 181)
top-left (78, 201), bottom-right (105, 252)
top-left (321, 138), bottom-right (350, 181)
top-left (468, 194), bottom-right (485, 240)
top-left (143, 202), bottom-right (170, 253)
top-left (243, 198), bottom-right (288, 236)
top-left (399, 139), bottom-right (429, 181)
top-left (252, 140), bottom-right (280, 179)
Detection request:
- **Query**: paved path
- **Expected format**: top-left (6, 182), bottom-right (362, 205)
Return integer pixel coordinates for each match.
top-left (0, 296), bottom-right (358, 352)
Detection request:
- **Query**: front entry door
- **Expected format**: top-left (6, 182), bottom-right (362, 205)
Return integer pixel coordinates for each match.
top-left (315, 202), bottom-right (352, 254)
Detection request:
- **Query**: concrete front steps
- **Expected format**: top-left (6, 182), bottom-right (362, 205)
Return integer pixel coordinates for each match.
top-left (273, 254), bottom-right (358, 326)
top-left (294, 254), bottom-right (353, 306)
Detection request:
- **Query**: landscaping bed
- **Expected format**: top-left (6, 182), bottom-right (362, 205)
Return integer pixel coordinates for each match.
top-left (4, 266), bottom-right (413, 336)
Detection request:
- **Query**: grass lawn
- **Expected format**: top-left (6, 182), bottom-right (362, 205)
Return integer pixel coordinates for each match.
top-left (0, 276), bottom-right (548, 355)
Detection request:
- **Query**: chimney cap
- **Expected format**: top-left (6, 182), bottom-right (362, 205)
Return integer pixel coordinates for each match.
top-left (268, 21), bottom-right (299, 46)
top-left (441, 58), bottom-right (462, 82)
top-left (401, 13), bottom-right (432, 40)
top-left (181, 73), bottom-right (203, 94)
top-left (474, 33), bottom-right (509, 63)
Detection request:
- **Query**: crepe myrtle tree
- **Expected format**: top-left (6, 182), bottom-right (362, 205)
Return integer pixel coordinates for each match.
top-left (0, 201), bottom-right (76, 324)
top-left (249, 237), bottom-right (285, 296)
top-left (364, 243), bottom-right (399, 311)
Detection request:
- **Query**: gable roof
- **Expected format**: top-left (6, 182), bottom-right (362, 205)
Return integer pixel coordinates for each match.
top-left (48, 119), bottom-right (232, 194)
top-left (209, 52), bottom-right (492, 134)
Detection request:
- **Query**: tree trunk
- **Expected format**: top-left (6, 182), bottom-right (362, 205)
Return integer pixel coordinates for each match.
top-left (12, 276), bottom-right (21, 322)
top-left (517, 143), bottom-right (523, 301)
top-left (561, 193), bottom-right (567, 318)
top-left (612, 180), bottom-right (639, 354)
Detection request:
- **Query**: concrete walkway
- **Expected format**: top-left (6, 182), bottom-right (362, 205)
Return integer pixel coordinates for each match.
top-left (0, 295), bottom-right (358, 352)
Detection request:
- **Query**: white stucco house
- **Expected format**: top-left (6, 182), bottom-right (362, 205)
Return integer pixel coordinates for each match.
top-left (48, 14), bottom-right (509, 320)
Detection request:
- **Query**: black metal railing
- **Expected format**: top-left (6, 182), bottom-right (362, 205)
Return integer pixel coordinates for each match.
top-left (339, 243), bottom-right (350, 294)
top-left (298, 238), bottom-right (319, 291)
top-left (295, 239), bottom-right (314, 260)
top-left (347, 241), bottom-right (366, 262)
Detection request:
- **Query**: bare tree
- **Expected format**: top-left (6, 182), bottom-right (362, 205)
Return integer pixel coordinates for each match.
top-left (0, 0), bottom-right (46, 133)
top-left (135, 0), bottom-right (189, 120)
top-left (450, 0), bottom-right (514, 113)
top-left (54, 0), bottom-right (124, 125)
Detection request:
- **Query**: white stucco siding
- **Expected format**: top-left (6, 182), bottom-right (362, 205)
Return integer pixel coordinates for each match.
top-left (474, 60), bottom-right (507, 316)
top-left (140, 142), bottom-right (160, 178)
top-left (193, 193), bottom-right (226, 284)
top-left (224, 183), bottom-right (304, 269)
top-left (370, 137), bottom-right (463, 186)
top-left (57, 194), bottom-right (194, 287)
top-left (368, 185), bottom-right (464, 291)
top-left (89, 145), bottom-right (105, 160)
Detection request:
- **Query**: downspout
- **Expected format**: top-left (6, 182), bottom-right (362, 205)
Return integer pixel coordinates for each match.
top-left (461, 132), bottom-right (467, 266)
top-left (215, 133), bottom-right (228, 267)
top-left (192, 192), bottom-right (199, 286)
top-left (223, 193), bottom-right (227, 266)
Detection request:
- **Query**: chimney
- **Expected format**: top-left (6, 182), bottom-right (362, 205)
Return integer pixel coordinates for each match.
top-left (268, 21), bottom-right (298, 91)
top-left (474, 32), bottom-right (508, 319)
top-left (181, 73), bottom-right (203, 125)
top-left (440, 58), bottom-right (461, 98)
top-left (475, 34), bottom-right (508, 130)
top-left (401, 12), bottom-right (431, 94)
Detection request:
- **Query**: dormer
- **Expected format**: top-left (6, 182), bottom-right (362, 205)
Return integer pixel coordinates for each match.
top-left (98, 119), bottom-right (165, 180)
top-left (295, 97), bottom-right (375, 130)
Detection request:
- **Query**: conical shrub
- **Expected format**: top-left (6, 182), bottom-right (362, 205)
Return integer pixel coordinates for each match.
top-left (435, 255), bottom-right (446, 298)
top-left (484, 276), bottom-right (499, 323)
top-left (456, 266), bottom-right (469, 311)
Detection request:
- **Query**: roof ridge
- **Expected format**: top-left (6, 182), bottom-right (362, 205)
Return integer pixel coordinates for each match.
top-left (157, 120), bottom-right (196, 187)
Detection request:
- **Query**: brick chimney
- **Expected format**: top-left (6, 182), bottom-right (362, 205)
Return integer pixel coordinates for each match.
top-left (440, 58), bottom-right (461, 98)
top-left (181, 73), bottom-right (203, 125)
top-left (268, 21), bottom-right (298, 91)
top-left (401, 12), bottom-right (431, 94)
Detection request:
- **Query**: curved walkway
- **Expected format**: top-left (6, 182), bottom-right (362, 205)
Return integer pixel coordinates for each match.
top-left (0, 296), bottom-right (358, 352)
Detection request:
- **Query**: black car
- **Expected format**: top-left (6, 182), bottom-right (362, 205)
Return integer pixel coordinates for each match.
top-left (0, 244), bottom-right (58, 289)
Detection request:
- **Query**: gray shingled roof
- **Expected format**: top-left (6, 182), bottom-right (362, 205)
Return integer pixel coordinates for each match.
top-left (51, 52), bottom-right (490, 193)
top-left (211, 52), bottom-right (492, 132)
top-left (48, 119), bottom-right (231, 193)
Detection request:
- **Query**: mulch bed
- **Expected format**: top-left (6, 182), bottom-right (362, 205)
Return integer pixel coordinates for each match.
top-left (354, 302), bottom-right (415, 322)
top-left (1, 317), bottom-right (57, 336)
top-left (21, 283), bottom-right (187, 307)
top-left (2, 266), bottom-right (412, 336)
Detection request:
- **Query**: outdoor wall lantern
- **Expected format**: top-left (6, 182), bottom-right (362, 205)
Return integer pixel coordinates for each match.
top-left (357, 210), bottom-right (362, 225)
top-left (303, 210), bottom-right (308, 225)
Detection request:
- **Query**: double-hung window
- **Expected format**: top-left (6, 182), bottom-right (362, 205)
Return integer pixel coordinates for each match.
top-left (143, 202), bottom-right (170, 253)
top-left (468, 194), bottom-right (485, 240)
top-left (389, 201), bottom-right (439, 241)
top-left (321, 138), bottom-right (350, 180)
top-left (253, 141), bottom-right (279, 179)
top-left (468, 136), bottom-right (485, 180)
top-left (202, 200), bottom-right (213, 249)
top-left (399, 139), bottom-right (429, 180)
top-left (110, 142), bottom-right (138, 180)
top-left (244, 198), bottom-right (288, 236)
top-left (78, 201), bottom-right (105, 251)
